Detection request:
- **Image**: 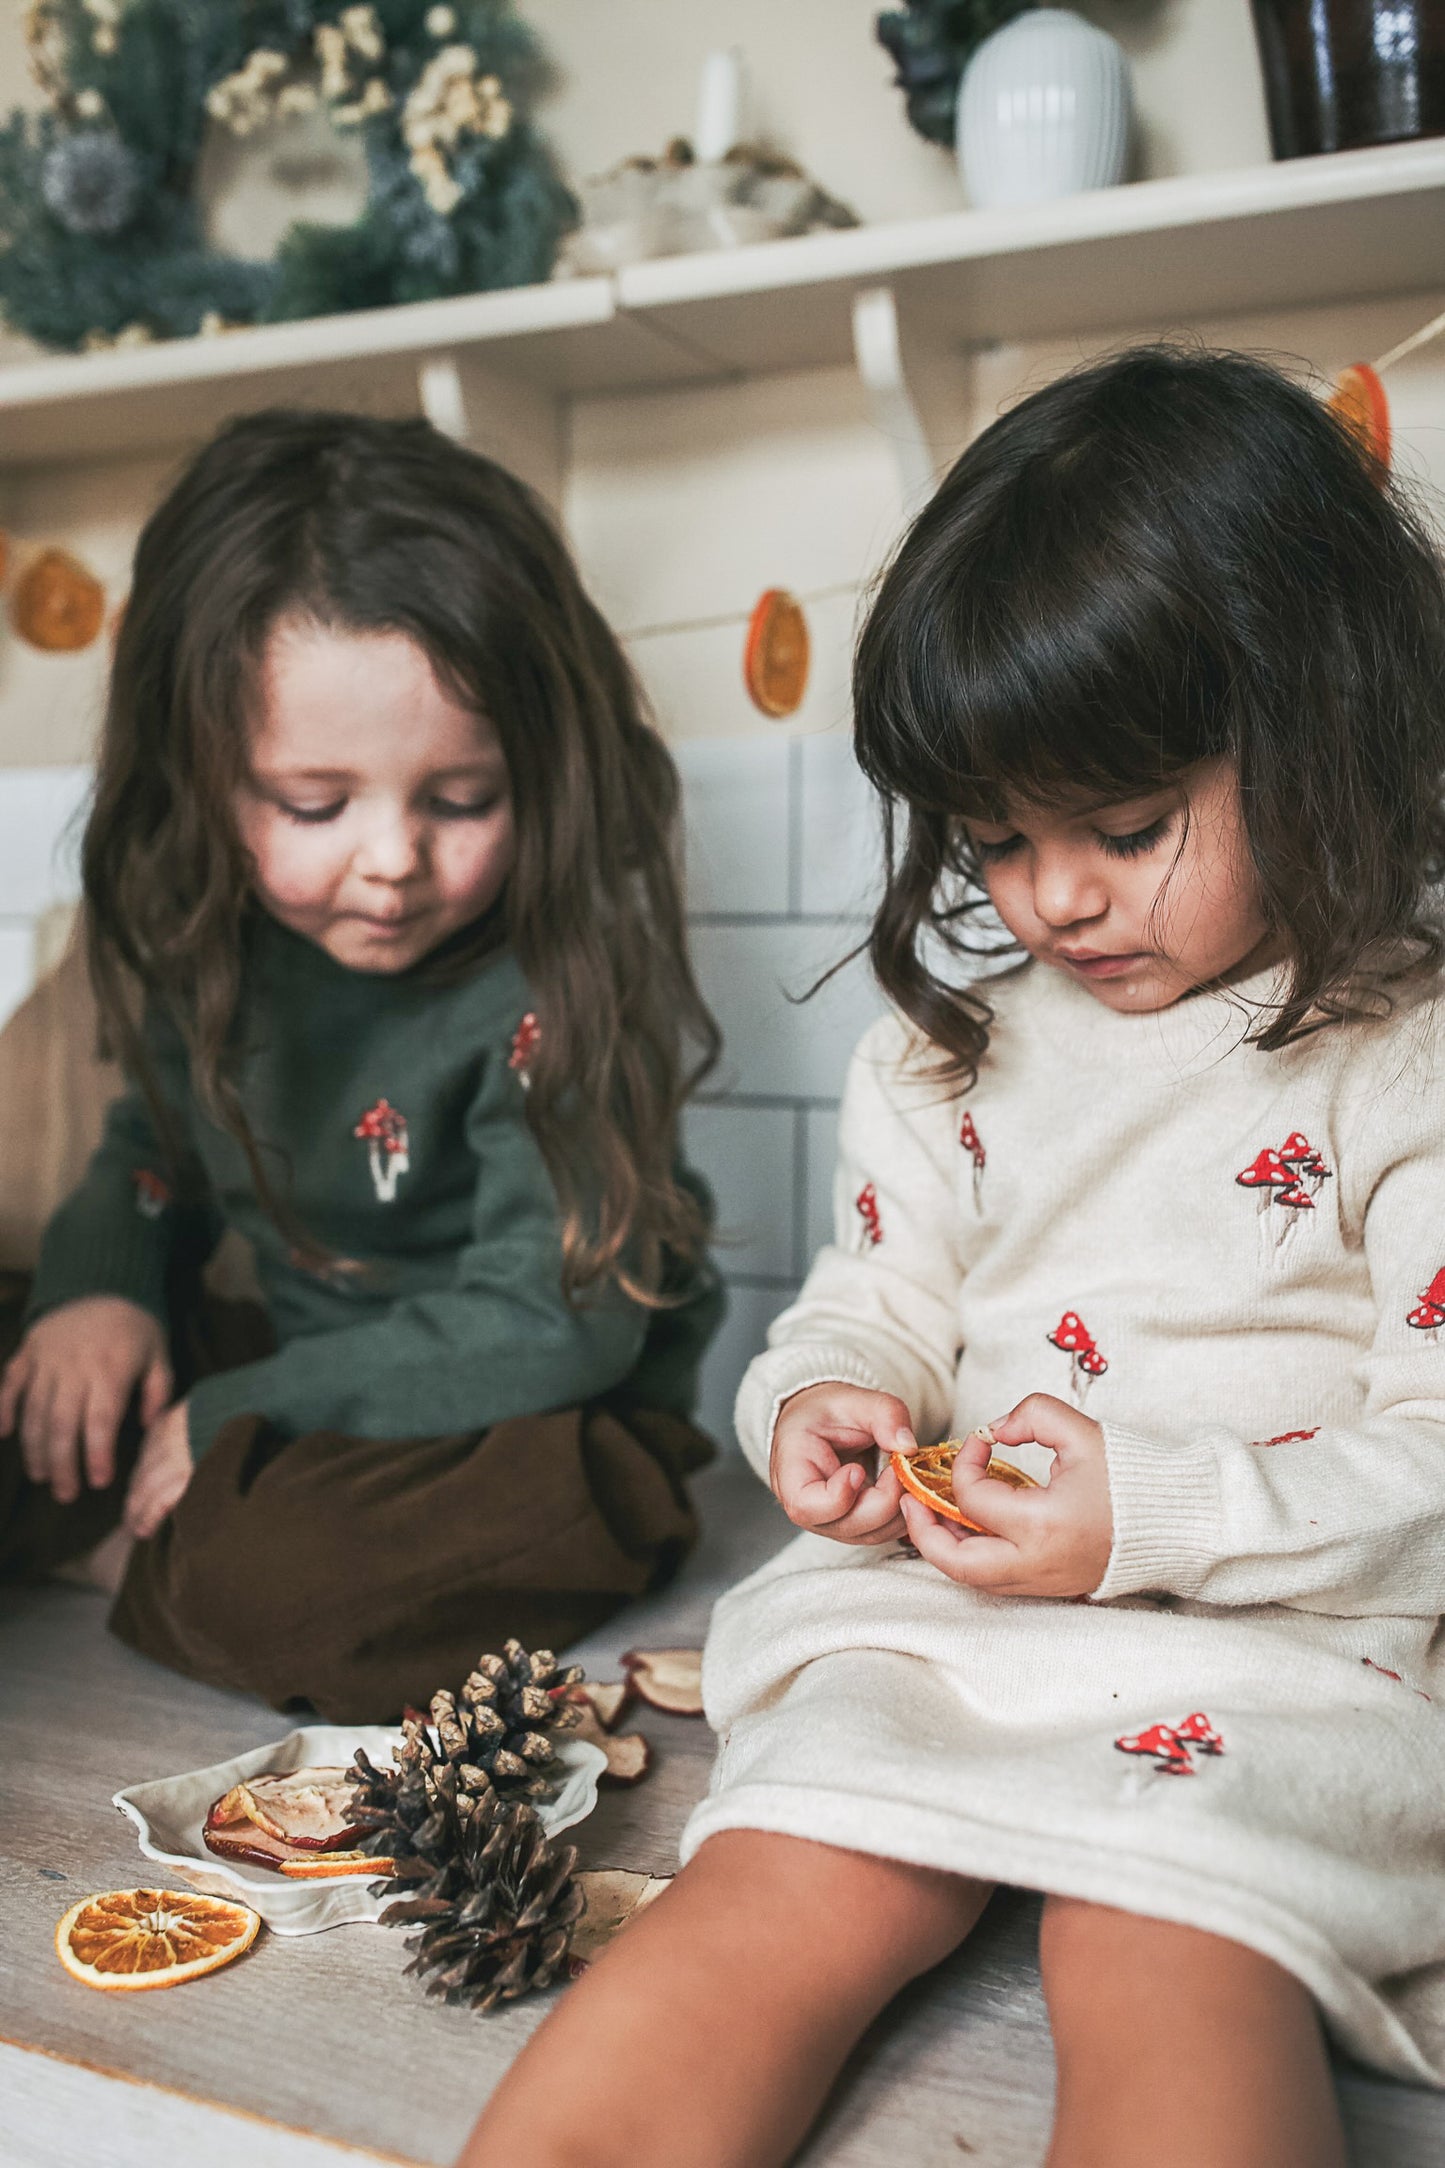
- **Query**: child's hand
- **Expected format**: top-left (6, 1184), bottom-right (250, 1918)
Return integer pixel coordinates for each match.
top-left (900, 1394), bottom-right (1114, 1598)
top-left (0, 1296), bottom-right (172, 1504)
top-left (769, 1382), bottom-right (914, 1545)
top-left (124, 1400), bottom-right (194, 1539)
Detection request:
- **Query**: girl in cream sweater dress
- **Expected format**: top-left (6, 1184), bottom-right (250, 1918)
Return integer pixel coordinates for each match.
top-left (463, 350), bottom-right (1445, 2168)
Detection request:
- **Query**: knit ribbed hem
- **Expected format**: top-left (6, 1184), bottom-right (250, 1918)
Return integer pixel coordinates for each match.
top-left (1091, 1422), bottom-right (1222, 1603)
top-left (733, 1341), bottom-right (896, 1484)
top-left (28, 1218), bottom-right (170, 1331)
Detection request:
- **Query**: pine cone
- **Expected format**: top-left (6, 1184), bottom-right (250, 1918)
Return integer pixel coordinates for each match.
top-left (347, 1641), bottom-right (586, 1876)
top-left (381, 1789), bottom-right (584, 2010)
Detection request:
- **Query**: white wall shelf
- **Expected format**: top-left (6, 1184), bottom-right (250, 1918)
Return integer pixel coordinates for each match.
top-left (0, 275), bottom-right (720, 472)
top-left (617, 137), bottom-right (1445, 372)
top-left (1, 138), bottom-right (1442, 470)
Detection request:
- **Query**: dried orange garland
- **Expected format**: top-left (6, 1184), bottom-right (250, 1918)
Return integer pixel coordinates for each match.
top-left (744, 588), bottom-right (810, 718)
top-left (11, 547), bottom-right (107, 651)
top-left (1327, 363), bottom-right (1391, 475)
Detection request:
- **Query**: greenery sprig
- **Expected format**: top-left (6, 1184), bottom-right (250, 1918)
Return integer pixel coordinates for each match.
top-left (876, 0), bottom-right (1035, 146)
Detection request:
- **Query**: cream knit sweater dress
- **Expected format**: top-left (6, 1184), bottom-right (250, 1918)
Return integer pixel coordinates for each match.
top-left (685, 961), bottom-right (1445, 2083)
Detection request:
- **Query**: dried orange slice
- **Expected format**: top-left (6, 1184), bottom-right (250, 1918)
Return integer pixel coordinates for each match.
top-left (55, 1888), bottom-right (259, 1992)
top-left (891, 1439), bottom-right (1039, 1529)
top-left (278, 1849), bottom-right (393, 1880)
top-left (12, 547), bottom-right (106, 652)
top-left (1328, 364), bottom-right (1390, 474)
top-left (744, 589), bottom-right (810, 718)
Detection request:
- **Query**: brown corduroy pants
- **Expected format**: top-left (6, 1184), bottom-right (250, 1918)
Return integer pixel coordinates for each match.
top-left (0, 1279), bottom-right (714, 1722)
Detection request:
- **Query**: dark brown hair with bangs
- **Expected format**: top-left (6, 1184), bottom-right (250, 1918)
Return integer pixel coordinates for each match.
top-left (84, 409), bottom-right (719, 1302)
top-left (853, 345), bottom-right (1445, 1082)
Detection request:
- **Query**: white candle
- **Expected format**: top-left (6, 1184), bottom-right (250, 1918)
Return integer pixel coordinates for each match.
top-left (695, 47), bottom-right (743, 163)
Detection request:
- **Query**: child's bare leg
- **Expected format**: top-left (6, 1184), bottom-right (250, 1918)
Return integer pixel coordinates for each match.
top-left (459, 1829), bottom-right (991, 2168)
top-left (1040, 1896), bottom-right (1347, 2168)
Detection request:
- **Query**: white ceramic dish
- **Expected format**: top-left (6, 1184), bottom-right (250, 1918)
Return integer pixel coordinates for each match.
top-left (112, 1724), bottom-right (607, 1936)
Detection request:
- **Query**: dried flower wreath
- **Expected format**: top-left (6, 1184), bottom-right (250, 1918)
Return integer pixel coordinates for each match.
top-left (0, 0), bottom-right (576, 352)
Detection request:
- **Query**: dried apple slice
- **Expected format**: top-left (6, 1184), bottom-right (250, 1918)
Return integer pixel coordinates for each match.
top-left (595, 1732), bottom-right (652, 1785)
top-left (206, 1784), bottom-right (253, 1828)
top-left (620, 1648), bottom-right (704, 1716)
top-left (568, 1870), bottom-right (671, 1973)
top-left (554, 1685), bottom-right (653, 1783)
top-left (203, 1818), bottom-right (304, 1872)
top-left (577, 1680), bottom-right (632, 1730)
top-left (234, 1769), bottom-right (365, 1851)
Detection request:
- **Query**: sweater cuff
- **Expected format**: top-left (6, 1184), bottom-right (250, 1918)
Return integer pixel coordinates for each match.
top-left (1091, 1422), bottom-right (1222, 1603)
top-left (734, 1340), bottom-right (897, 1485)
top-left (29, 1212), bottom-right (171, 1329)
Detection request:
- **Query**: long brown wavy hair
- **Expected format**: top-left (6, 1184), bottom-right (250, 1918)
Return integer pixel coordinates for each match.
top-left (852, 346), bottom-right (1445, 1083)
top-left (84, 408), bottom-right (719, 1302)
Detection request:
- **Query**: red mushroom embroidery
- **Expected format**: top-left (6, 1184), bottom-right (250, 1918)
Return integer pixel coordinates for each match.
top-left (1236, 1131), bottom-right (1332, 1252)
top-left (353, 1097), bottom-right (410, 1204)
top-left (856, 1182), bottom-right (883, 1248)
top-left (509, 1012), bottom-right (541, 1088)
top-left (1173, 1710), bottom-right (1224, 1756)
top-left (1114, 1722), bottom-right (1194, 1776)
top-left (1115, 1711), bottom-right (1224, 1776)
top-left (1250, 1426), bottom-right (1320, 1447)
top-left (132, 1168), bottom-right (171, 1220)
top-left (1047, 1310), bottom-right (1108, 1405)
top-left (1407, 1267), bottom-right (1445, 1340)
top-left (959, 1110), bottom-right (986, 1207)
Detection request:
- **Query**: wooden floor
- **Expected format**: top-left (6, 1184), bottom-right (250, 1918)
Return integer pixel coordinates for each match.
top-left (4, 1453), bottom-right (1444, 2167)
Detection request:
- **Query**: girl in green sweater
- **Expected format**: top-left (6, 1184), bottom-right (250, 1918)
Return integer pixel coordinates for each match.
top-left (0, 411), bottom-right (722, 1719)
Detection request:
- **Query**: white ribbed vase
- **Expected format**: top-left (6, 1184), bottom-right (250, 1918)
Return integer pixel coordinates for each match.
top-left (957, 9), bottom-right (1132, 209)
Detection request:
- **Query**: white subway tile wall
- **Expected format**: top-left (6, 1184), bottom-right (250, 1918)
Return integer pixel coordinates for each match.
top-left (671, 737), bottom-right (791, 916)
top-left (0, 766), bottom-right (91, 1032)
top-left (691, 917), bottom-right (880, 1104)
top-left (571, 362), bottom-right (908, 1451)
top-left (679, 737), bottom-right (885, 1449)
top-left (796, 726), bottom-right (886, 921)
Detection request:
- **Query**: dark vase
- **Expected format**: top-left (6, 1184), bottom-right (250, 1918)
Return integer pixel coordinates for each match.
top-left (1250, 0), bottom-right (1445, 156)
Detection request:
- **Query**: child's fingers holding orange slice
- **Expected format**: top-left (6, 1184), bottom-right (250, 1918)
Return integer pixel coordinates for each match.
top-left (56, 1888), bottom-right (259, 1991)
top-left (890, 1436), bottom-right (1040, 1533)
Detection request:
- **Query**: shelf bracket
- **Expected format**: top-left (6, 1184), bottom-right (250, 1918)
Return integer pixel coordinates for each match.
top-left (415, 348), bottom-right (565, 511)
top-left (417, 354), bottom-right (469, 442)
top-left (852, 285), bottom-right (934, 511)
top-left (851, 285), bottom-right (975, 519)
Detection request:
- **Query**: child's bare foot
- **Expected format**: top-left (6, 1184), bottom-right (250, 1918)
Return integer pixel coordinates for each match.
top-left (51, 1525), bottom-right (133, 1596)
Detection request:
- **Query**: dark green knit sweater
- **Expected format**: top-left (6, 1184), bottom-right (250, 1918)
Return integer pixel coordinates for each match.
top-left (31, 916), bottom-right (723, 1459)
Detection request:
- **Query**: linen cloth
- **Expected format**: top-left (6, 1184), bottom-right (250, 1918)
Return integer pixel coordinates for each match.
top-left (686, 963), bottom-right (1445, 2081)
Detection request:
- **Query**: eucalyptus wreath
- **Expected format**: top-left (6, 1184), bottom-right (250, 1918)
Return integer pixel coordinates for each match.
top-left (0, 0), bottom-right (577, 352)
